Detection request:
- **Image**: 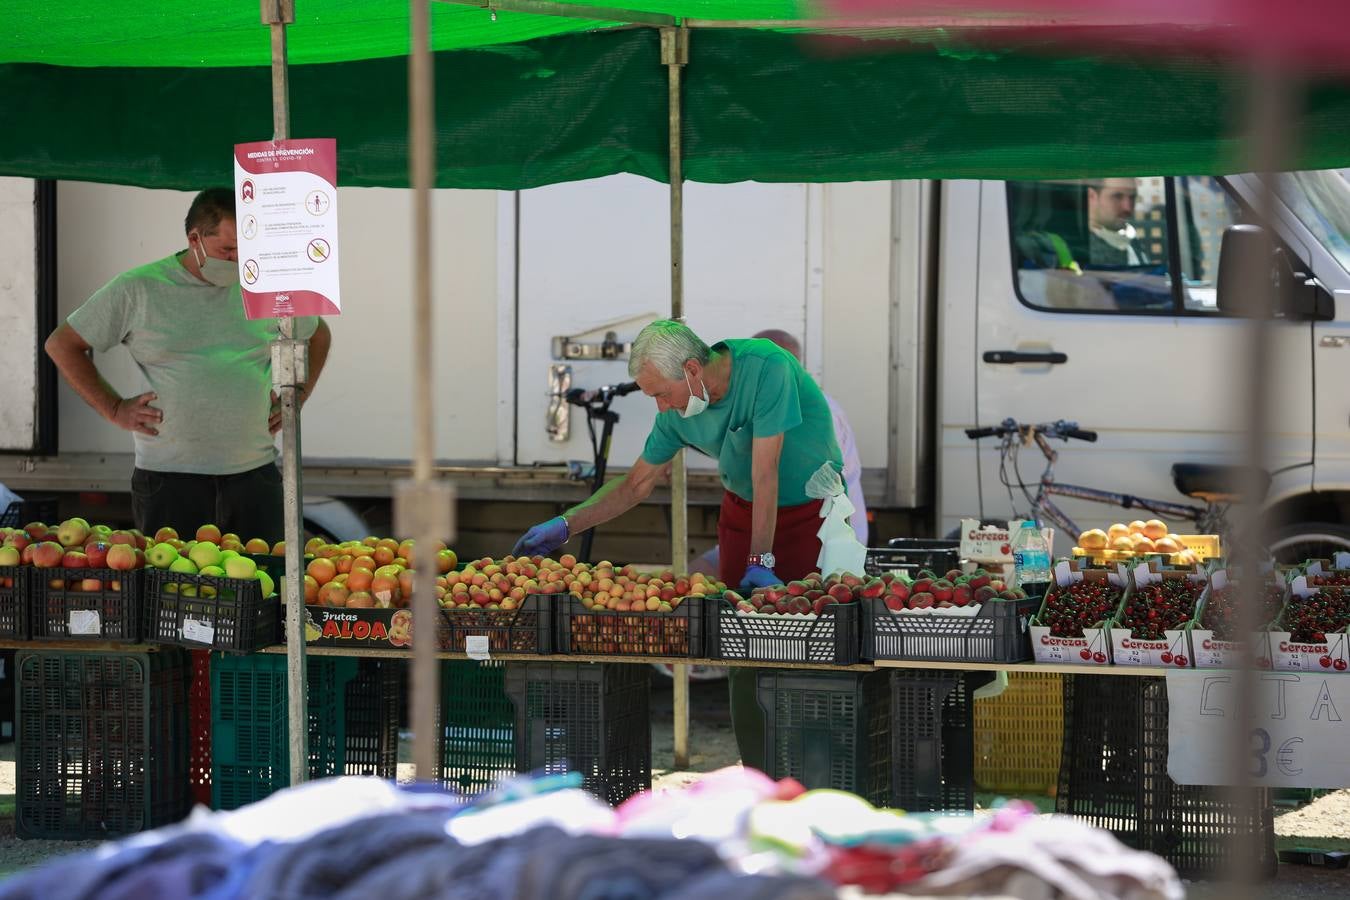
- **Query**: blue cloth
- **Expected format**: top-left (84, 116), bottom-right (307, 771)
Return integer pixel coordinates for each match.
top-left (512, 515), bottom-right (569, 557)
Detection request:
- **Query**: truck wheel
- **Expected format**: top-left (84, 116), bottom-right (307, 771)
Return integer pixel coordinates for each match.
top-left (1268, 523), bottom-right (1350, 565)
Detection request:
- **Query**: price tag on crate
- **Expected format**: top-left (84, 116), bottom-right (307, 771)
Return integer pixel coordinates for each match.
top-left (465, 635), bottom-right (491, 661)
top-left (182, 618), bottom-right (216, 645)
top-left (68, 610), bottom-right (101, 636)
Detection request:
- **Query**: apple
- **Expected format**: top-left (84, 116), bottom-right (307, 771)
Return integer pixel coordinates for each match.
top-left (84, 541), bottom-right (111, 568)
top-left (106, 543), bottom-right (139, 571)
top-left (223, 556), bottom-right (258, 580)
top-left (61, 550), bottom-right (88, 569)
top-left (0, 546), bottom-right (19, 567)
top-left (77, 577), bottom-right (103, 592)
top-left (91, 524), bottom-right (113, 539)
top-left (32, 541), bottom-right (65, 568)
top-left (145, 543), bottom-right (179, 569)
top-left (3, 532), bottom-right (31, 552)
top-left (107, 530), bottom-right (138, 546)
top-left (187, 542), bottom-right (223, 570)
top-left (169, 555), bottom-right (199, 575)
top-left (153, 526), bottom-right (179, 543)
top-left (199, 565), bottom-right (226, 578)
top-left (56, 517), bottom-right (91, 548)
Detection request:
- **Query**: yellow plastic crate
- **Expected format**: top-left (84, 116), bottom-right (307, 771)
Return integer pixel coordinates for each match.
top-left (1070, 533), bottom-right (1220, 568)
top-left (973, 672), bottom-right (1063, 795)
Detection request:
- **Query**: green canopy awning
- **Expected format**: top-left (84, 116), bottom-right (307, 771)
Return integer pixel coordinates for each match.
top-left (4, 1), bottom-right (1350, 189)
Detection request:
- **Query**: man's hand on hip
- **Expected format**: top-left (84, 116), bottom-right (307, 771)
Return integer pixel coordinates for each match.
top-left (111, 392), bottom-right (162, 436)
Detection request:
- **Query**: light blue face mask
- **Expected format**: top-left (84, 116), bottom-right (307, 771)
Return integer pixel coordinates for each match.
top-left (681, 370), bottom-right (709, 419)
top-left (190, 232), bottom-right (239, 287)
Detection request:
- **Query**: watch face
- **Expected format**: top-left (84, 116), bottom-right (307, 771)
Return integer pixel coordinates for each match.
top-left (760, 552), bottom-right (776, 569)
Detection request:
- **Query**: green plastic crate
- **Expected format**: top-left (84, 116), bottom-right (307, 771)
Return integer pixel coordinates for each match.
top-left (17, 648), bottom-right (190, 839)
top-left (436, 660), bottom-right (516, 795)
top-left (210, 654), bottom-right (357, 810)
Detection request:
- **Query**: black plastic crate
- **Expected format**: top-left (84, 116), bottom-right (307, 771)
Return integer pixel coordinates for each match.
top-left (0, 650), bottom-right (14, 743)
top-left (211, 654), bottom-right (357, 810)
top-left (707, 597), bottom-right (860, 665)
top-left (866, 539), bottom-right (962, 578)
top-left (557, 596), bottom-right (704, 658)
top-left (862, 596), bottom-right (1039, 663)
top-left (756, 669), bottom-right (892, 806)
top-left (1057, 675), bottom-right (1277, 879)
top-left (504, 661), bottom-right (651, 805)
top-left (437, 660), bottom-right (516, 795)
top-left (344, 657), bottom-right (401, 778)
top-left (188, 650), bottom-right (211, 808)
top-left (0, 564), bottom-right (31, 639)
top-left (442, 594), bottom-right (553, 655)
top-left (143, 569), bottom-right (279, 653)
top-left (0, 497), bottom-right (60, 529)
top-left (32, 568), bottom-right (141, 642)
top-left (890, 670), bottom-right (992, 812)
top-left (16, 648), bottom-right (190, 839)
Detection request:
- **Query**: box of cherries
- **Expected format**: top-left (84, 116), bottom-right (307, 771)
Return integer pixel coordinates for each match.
top-left (1191, 568), bottom-right (1282, 669)
top-left (1029, 561), bottom-right (1127, 666)
top-left (1108, 563), bottom-right (1206, 668)
top-left (1272, 572), bottom-right (1350, 672)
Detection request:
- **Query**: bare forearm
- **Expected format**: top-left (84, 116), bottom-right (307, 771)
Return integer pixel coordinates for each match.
top-left (47, 341), bottom-right (120, 422)
top-left (303, 321), bottom-right (331, 397)
top-left (750, 473), bottom-right (778, 555)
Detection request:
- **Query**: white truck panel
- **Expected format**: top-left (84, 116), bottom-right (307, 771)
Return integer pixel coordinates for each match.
top-left (0, 178), bottom-right (38, 451)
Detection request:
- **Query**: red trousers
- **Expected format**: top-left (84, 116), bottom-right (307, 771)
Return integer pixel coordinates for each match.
top-left (717, 490), bottom-right (825, 589)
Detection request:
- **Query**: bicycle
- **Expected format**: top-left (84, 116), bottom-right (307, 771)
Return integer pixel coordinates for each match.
top-left (964, 418), bottom-right (1238, 550)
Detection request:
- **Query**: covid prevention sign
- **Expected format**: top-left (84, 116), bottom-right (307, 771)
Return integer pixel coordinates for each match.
top-left (233, 138), bottom-right (340, 318)
top-left (1167, 670), bottom-right (1349, 788)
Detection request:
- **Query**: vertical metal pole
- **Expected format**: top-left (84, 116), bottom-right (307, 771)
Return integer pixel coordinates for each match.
top-left (403, 0), bottom-right (451, 782)
top-left (262, 0), bottom-right (308, 789)
top-left (662, 26), bottom-right (691, 770)
top-left (1227, 61), bottom-right (1297, 894)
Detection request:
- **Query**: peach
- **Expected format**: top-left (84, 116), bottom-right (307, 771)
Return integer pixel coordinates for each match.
top-left (244, 538), bottom-right (271, 554)
top-left (196, 524), bottom-right (223, 544)
top-left (307, 557), bottom-right (337, 585)
top-left (346, 591), bottom-right (375, 608)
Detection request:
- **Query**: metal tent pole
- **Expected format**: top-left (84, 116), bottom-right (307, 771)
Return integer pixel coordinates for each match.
top-left (662, 26), bottom-right (691, 770)
top-left (403, 0), bottom-right (456, 782)
top-left (261, 0), bottom-right (310, 789)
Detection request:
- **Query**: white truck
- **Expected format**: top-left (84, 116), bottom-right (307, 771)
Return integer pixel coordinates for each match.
top-left (2, 170), bottom-right (1348, 562)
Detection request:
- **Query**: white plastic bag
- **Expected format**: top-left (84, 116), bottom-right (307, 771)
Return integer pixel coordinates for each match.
top-left (805, 463), bottom-right (867, 577)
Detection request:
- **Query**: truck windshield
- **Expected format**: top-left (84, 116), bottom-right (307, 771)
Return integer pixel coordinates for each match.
top-left (1273, 169), bottom-right (1350, 275)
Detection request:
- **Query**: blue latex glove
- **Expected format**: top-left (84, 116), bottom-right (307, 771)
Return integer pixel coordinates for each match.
top-left (740, 564), bottom-right (782, 592)
top-left (512, 515), bottom-right (569, 558)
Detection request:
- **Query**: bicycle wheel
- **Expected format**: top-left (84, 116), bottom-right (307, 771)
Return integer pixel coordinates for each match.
top-left (1267, 522), bottom-right (1350, 566)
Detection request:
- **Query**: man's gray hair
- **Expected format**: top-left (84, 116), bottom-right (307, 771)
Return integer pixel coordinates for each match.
top-left (628, 319), bottom-right (710, 379)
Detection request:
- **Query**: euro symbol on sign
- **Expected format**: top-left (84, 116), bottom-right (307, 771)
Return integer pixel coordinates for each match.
top-left (1277, 737), bottom-right (1303, 777)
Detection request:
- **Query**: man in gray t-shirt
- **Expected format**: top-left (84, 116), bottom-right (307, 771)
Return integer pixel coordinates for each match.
top-left (45, 188), bottom-right (332, 543)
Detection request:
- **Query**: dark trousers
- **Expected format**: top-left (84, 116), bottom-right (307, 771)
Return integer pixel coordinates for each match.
top-left (718, 491), bottom-right (826, 774)
top-left (131, 463), bottom-right (286, 545)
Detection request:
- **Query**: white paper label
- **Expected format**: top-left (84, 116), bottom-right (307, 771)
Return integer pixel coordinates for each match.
top-left (465, 635), bottom-right (491, 661)
top-left (68, 610), bottom-right (101, 636)
top-left (182, 618), bottom-right (216, 645)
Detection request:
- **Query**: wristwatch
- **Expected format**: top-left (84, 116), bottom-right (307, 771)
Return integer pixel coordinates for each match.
top-left (747, 552), bottom-right (776, 569)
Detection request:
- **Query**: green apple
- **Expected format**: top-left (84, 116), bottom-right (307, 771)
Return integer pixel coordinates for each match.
top-left (187, 541), bottom-right (223, 570)
top-left (219, 549), bottom-right (241, 564)
top-left (169, 556), bottom-right (199, 575)
top-left (223, 556), bottom-right (257, 580)
top-left (258, 570), bottom-right (275, 598)
top-left (0, 546), bottom-right (20, 567)
top-left (199, 565), bottom-right (226, 578)
top-left (146, 542), bottom-right (180, 569)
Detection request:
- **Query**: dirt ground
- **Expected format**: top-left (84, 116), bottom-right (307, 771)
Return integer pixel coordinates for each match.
top-left (0, 675), bottom-right (1346, 897)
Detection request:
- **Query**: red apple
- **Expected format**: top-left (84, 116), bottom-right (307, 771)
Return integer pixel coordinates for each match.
top-left (3, 532), bottom-right (31, 552)
top-left (84, 541), bottom-right (111, 568)
top-left (32, 541), bottom-right (65, 568)
top-left (77, 577), bottom-right (103, 592)
top-left (107, 530), bottom-right (138, 546)
top-left (61, 550), bottom-right (88, 569)
top-left (105, 544), bottom-right (138, 571)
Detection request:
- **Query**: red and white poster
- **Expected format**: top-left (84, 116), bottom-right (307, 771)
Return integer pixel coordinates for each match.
top-left (233, 138), bottom-right (341, 318)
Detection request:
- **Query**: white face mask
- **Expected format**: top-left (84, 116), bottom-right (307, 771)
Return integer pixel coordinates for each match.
top-left (189, 233), bottom-right (240, 287)
top-left (681, 370), bottom-right (709, 419)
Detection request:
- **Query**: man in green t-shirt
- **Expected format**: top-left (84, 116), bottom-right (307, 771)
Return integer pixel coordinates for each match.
top-left (44, 188), bottom-right (332, 543)
top-left (513, 319), bottom-right (843, 590)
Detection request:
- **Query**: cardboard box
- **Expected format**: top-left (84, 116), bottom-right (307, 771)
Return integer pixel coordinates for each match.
top-left (1191, 568), bottom-right (1278, 669)
top-left (1269, 576), bottom-right (1350, 672)
top-left (1029, 560), bottom-right (1125, 666)
top-left (296, 604), bottom-right (441, 650)
top-left (1108, 563), bottom-right (1205, 668)
top-left (960, 519), bottom-right (1054, 566)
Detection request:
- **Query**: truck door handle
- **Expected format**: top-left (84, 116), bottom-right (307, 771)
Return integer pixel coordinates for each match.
top-left (983, 350), bottom-right (1068, 365)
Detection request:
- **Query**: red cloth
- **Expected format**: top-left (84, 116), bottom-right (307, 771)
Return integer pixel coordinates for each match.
top-left (717, 490), bottom-right (825, 588)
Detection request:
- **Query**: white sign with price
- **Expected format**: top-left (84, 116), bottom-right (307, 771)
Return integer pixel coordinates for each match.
top-left (1167, 670), bottom-right (1349, 788)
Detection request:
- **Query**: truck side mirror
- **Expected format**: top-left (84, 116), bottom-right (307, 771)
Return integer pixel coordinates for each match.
top-left (1216, 223), bottom-right (1333, 320)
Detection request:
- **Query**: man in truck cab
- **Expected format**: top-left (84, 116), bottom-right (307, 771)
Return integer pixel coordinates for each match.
top-left (1085, 177), bottom-right (1153, 267)
top-left (512, 318), bottom-right (844, 769)
top-left (44, 188), bottom-right (332, 544)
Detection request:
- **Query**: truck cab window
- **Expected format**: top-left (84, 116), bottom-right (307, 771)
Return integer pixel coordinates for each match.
top-left (1008, 177), bottom-right (1175, 314)
top-left (1175, 176), bottom-right (1242, 311)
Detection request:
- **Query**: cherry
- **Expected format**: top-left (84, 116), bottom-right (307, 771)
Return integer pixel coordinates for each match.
top-left (1093, 651), bottom-right (1107, 663)
top-left (1160, 652), bottom-right (1173, 664)
top-left (1174, 655), bottom-right (1188, 667)
top-left (1336, 659), bottom-right (1348, 671)
top-left (1079, 649), bottom-right (1092, 660)
top-left (1319, 655), bottom-right (1333, 668)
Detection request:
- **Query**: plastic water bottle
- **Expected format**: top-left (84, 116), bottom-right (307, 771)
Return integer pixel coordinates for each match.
top-left (1011, 520), bottom-right (1051, 589)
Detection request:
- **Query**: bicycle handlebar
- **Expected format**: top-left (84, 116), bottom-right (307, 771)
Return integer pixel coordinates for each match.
top-left (965, 419), bottom-right (1098, 442)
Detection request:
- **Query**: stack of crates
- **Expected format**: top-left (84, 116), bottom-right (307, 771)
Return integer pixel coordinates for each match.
top-left (1057, 675), bottom-right (1277, 879)
top-left (436, 660), bottom-right (516, 794)
top-left (16, 648), bottom-right (190, 838)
